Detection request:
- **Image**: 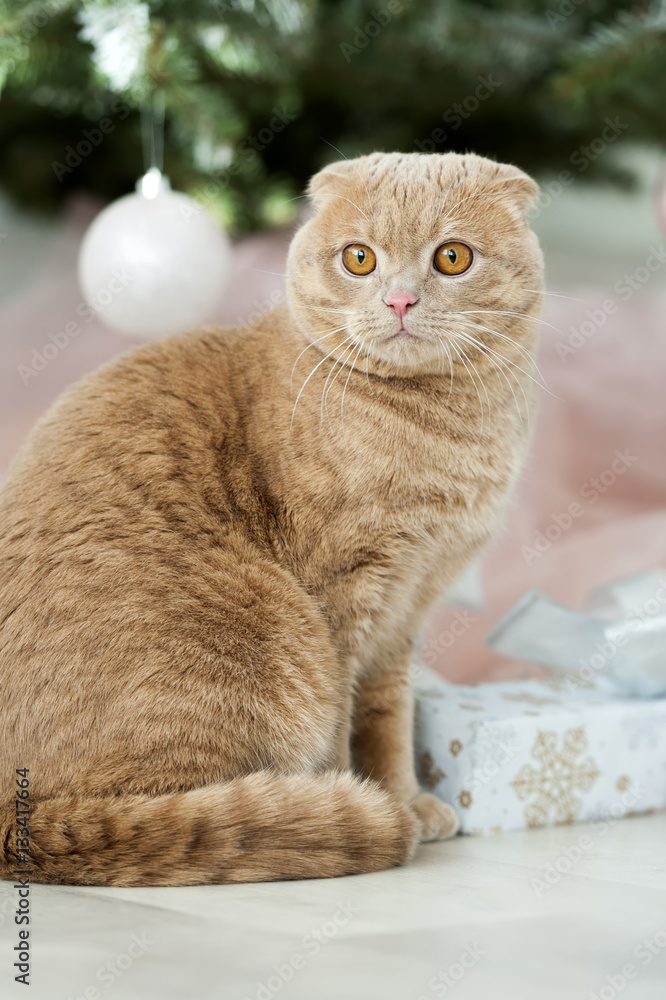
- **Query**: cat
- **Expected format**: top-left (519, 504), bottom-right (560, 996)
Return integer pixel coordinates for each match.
top-left (0, 151), bottom-right (543, 886)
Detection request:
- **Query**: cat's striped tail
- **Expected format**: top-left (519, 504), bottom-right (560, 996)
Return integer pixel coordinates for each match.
top-left (0, 771), bottom-right (419, 886)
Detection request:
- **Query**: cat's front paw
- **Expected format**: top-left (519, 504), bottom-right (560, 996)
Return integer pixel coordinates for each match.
top-left (410, 792), bottom-right (459, 842)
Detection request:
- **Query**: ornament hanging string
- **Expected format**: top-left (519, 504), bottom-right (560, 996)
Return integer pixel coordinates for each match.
top-left (139, 89), bottom-right (167, 198)
top-left (78, 84), bottom-right (230, 338)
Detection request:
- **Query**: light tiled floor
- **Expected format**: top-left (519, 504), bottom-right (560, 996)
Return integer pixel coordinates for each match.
top-left (1, 812), bottom-right (664, 999)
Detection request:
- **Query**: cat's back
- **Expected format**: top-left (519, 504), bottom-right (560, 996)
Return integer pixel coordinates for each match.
top-left (4, 326), bottom-right (231, 489)
top-left (0, 318), bottom-right (274, 509)
top-left (0, 319), bottom-right (284, 605)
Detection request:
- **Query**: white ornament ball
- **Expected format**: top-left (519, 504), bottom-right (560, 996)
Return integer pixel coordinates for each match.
top-left (78, 178), bottom-right (231, 338)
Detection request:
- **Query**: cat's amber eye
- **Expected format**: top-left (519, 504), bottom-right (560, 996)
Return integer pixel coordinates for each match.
top-left (342, 244), bottom-right (377, 276)
top-left (434, 241), bottom-right (473, 276)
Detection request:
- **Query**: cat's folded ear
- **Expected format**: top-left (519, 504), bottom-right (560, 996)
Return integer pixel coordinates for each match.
top-left (307, 154), bottom-right (383, 209)
top-left (491, 162), bottom-right (539, 214)
top-left (307, 160), bottom-right (359, 208)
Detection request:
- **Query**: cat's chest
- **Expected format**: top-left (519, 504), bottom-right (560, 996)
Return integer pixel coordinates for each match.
top-left (283, 423), bottom-right (521, 660)
top-left (307, 496), bottom-right (484, 668)
top-left (320, 422), bottom-right (518, 551)
top-left (318, 464), bottom-right (495, 603)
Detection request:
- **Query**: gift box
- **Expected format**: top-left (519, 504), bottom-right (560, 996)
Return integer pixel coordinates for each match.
top-left (413, 671), bottom-right (666, 835)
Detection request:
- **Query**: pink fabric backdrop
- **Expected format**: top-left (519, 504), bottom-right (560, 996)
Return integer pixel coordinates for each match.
top-left (2, 196), bottom-right (665, 682)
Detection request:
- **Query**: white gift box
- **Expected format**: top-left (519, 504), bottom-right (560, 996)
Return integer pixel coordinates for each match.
top-left (413, 671), bottom-right (666, 835)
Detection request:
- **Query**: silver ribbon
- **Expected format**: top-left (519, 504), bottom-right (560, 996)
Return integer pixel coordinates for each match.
top-left (486, 570), bottom-right (666, 698)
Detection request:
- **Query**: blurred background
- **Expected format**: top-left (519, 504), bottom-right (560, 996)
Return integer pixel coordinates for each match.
top-left (1, 0), bottom-right (665, 680)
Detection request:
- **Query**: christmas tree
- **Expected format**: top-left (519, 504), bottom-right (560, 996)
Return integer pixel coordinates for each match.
top-left (1, 0), bottom-right (665, 231)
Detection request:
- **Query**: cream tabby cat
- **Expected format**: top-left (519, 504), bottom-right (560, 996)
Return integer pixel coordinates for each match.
top-left (0, 152), bottom-right (543, 886)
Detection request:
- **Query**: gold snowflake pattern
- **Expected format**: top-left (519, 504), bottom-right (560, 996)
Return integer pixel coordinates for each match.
top-left (449, 739), bottom-right (463, 757)
top-left (458, 790), bottom-right (473, 809)
top-left (502, 692), bottom-right (561, 707)
top-left (419, 750), bottom-right (446, 789)
top-left (511, 727), bottom-right (600, 828)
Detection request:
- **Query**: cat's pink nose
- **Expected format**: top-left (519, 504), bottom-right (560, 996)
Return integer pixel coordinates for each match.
top-left (384, 292), bottom-right (418, 324)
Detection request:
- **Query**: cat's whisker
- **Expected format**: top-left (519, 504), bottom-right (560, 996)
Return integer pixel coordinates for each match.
top-left (453, 308), bottom-right (564, 337)
top-left (289, 321), bottom-right (365, 387)
top-left (447, 338), bottom-right (486, 439)
top-left (518, 288), bottom-right (588, 302)
top-left (329, 194), bottom-right (371, 223)
top-left (340, 339), bottom-right (366, 428)
top-left (461, 344), bottom-right (493, 428)
top-left (455, 320), bottom-right (543, 413)
top-left (362, 179), bottom-right (377, 225)
top-left (363, 347), bottom-right (375, 394)
top-left (454, 317), bottom-right (548, 384)
top-left (480, 352), bottom-right (528, 430)
top-left (468, 336), bottom-right (556, 400)
top-left (320, 137), bottom-right (377, 224)
top-left (325, 352), bottom-right (354, 428)
top-left (436, 179), bottom-right (458, 225)
top-left (454, 325), bottom-right (542, 391)
top-left (484, 352), bottom-right (529, 431)
top-left (451, 325), bottom-right (558, 400)
top-left (244, 267), bottom-right (288, 278)
top-left (434, 336), bottom-right (454, 398)
top-left (458, 319), bottom-right (542, 377)
top-left (303, 305), bottom-right (356, 314)
top-left (469, 323), bottom-right (550, 393)
top-left (290, 325), bottom-right (351, 386)
top-left (320, 138), bottom-right (348, 160)
top-left (321, 340), bottom-right (357, 426)
top-left (433, 335), bottom-right (445, 375)
top-left (441, 337), bottom-right (455, 401)
top-left (291, 333), bottom-right (357, 428)
top-left (322, 335), bottom-right (363, 428)
top-left (439, 176), bottom-right (533, 223)
top-left (451, 330), bottom-right (529, 429)
top-left (322, 358), bottom-right (350, 427)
